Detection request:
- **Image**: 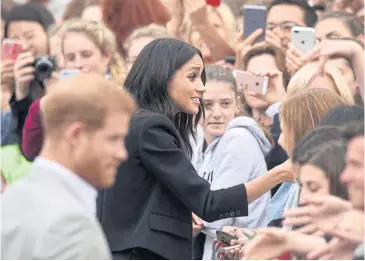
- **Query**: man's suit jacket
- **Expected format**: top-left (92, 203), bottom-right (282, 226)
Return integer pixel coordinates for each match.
top-left (1, 160), bottom-right (111, 260)
top-left (97, 110), bottom-right (249, 260)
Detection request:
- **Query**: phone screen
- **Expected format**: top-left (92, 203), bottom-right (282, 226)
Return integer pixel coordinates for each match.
top-left (243, 5), bottom-right (266, 43)
top-left (59, 69), bottom-right (81, 80)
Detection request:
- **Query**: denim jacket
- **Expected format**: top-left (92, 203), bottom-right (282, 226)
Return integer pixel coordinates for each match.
top-left (267, 182), bottom-right (293, 222)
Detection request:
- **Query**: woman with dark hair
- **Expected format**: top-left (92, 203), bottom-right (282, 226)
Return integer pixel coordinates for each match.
top-left (97, 38), bottom-right (294, 260)
top-left (318, 104), bottom-right (364, 127)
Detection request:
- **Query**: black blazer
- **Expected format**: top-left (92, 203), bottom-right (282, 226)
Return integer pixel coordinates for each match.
top-left (97, 110), bottom-right (249, 260)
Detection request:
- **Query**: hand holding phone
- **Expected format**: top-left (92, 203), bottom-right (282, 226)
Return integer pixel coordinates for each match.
top-left (216, 230), bottom-right (238, 246)
top-left (2, 39), bottom-right (23, 61)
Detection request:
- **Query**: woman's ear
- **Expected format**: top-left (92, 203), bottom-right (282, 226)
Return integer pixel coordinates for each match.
top-left (103, 51), bottom-right (112, 69)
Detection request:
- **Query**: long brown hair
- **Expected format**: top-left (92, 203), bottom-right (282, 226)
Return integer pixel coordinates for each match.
top-left (101, 0), bottom-right (170, 57)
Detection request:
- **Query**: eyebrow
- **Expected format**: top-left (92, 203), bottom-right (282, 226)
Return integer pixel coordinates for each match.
top-left (189, 66), bottom-right (202, 71)
top-left (23, 30), bottom-right (35, 35)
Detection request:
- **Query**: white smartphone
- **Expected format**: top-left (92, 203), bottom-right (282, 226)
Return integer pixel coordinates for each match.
top-left (291, 26), bottom-right (316, 53)
top-left (59, 69), bottom-right (81, 80)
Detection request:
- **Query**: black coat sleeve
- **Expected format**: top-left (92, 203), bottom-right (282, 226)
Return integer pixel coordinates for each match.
top-left (138, 114), bottom-right (248, 222)
top-left (9, 94), bottom-right (33, 150)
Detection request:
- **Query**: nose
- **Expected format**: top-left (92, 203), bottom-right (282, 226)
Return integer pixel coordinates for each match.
top-left (196, 81), bottom-right (206, 94)
top-left (340, 168), bottom-right (351, 185)
top-left (298, 190), bottom-right (309, 206)
top-left (211, 104), bottom-right (222, 119)
top-left (117, 146), bottom-right (128, 162)
top-left (74, 57), bottom-right (83, 70)
top-left (20, 39), bottom-right (30, 52)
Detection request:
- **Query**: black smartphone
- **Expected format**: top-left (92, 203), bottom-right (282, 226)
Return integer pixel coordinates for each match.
top-left (243, 5), bottom-right (266, 44)
top-left (216, 230), bottom-right (238, 246)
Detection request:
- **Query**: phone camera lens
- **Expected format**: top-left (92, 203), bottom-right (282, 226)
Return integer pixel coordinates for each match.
top-left (301, 40), bottom-right (305, 44)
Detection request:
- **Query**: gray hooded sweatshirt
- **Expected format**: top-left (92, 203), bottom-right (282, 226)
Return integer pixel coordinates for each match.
top-left (196, 116), bottom-right (272, 260)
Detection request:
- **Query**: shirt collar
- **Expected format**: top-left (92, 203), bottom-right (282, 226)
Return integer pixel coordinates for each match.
top-left (34, 157), bottom-right (98, 215)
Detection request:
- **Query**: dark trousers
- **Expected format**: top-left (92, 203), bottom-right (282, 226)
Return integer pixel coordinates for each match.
top-left (112, 248), bottom-right (167, 260)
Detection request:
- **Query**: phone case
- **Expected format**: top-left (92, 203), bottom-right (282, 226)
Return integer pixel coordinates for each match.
top-left (291, 26), bottom-right (316, 53)
top-left (2, 39), bottom-right (23, 61)
top-left (216, 230), bottom-right (238, 246)
top-left (234, 70), bottom-right (268, 95)
top-left (243, 5), bottom-right (266, 44)
top-left (206, 0), bottom-right (221, 6)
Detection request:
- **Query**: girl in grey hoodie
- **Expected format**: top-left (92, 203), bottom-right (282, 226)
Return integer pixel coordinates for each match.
top-left (194, 65), bottom-right (272, 260)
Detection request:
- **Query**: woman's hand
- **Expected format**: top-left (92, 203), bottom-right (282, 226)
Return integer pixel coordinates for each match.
top-left (284, 195), bottom-right (351, 232)
top-left (286, 43), bottom-right (306, 76)
top-left (249, 70), bottom-right (287, 105)
top-left (234, 29), bottom-right (264, 69)
top-left (184, 0), bottom-right (208, 25)
top-left (1, 60), bottom-right (15, 86)
top-left (13, 51), bottom-right (35, 101)
top-left (192, 213), bottom-right (203, 237)
top-left (307, 237), bottom-right (356, 260)
top-left (327, 209), bottom-right (364, 244)
top-left (271, 159), bottom-right (295, 183)
top-left (304, 39), bottom-right (363, 75)
top-left (166, 0), bottom-right (185, 39)
top-left (265, 30), bottom-right (283, 50)
top-left (240, 228), bottom-right (291, 260)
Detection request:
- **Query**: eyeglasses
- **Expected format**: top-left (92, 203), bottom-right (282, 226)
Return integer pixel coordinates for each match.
top-left (266, 21), bottom-right (300, 32)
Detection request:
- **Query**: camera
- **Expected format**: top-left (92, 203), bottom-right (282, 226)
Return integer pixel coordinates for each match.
top-left (33, 56), bottom-right (56, 82)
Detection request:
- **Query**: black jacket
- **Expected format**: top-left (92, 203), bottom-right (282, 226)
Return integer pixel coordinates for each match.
top-left (97, 110), bottom-right (248, 260)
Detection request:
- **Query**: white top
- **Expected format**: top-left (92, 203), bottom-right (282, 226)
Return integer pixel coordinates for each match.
top-left (35, 157), bottom-right (98, 215)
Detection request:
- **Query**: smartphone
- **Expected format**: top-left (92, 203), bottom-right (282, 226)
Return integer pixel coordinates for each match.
top-left (59, 69), bottom-right (81, 80)
top-left (234, 70), bottom-right (268, 95)
top-left (206, 0), bottom-right (221, 6)
top-left (2, 39), bottom-right (23, 61)
top-left (216, 230), bottom-right (238, 246)
top-left (291, 26), bottom-right (316, 53)
top-left (243, 5), bottom-right (266, 44)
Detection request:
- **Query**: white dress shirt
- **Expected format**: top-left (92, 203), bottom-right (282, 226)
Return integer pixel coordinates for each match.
top-left (34, 157), bottom-right (98, 215)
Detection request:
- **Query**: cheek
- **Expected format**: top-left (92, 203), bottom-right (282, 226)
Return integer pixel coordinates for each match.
top-left (223, 108), bottom-right (235, 122)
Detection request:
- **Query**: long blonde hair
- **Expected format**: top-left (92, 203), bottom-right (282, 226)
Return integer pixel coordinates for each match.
top-left (59, 19), bottom-right (126, 85)
top-left (287, 62), bottom-right (355, 104)
top-left (280, 88), bottom-right (348, 154)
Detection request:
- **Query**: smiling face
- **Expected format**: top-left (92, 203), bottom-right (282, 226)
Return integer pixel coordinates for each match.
top-left (203, 81), bottom-right (237, 143)
top-left (7, 20), bottom-right (48, 56)
top-left (168, 55), bottom-right (205, 115)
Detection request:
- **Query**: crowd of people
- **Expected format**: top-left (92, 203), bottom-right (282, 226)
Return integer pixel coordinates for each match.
top-left (1, 0), bottom-right (364, 260)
